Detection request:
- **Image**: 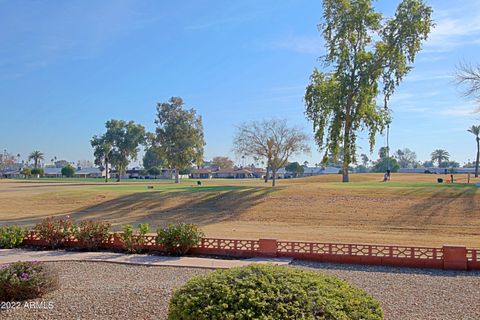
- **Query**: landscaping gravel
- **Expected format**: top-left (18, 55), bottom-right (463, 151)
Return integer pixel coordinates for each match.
top-left (2, 260), bottom-right (480, 319)
top-left (1, 261), bottom-right (211, 320)
top-left (293, 260), bottom-right (480, 320)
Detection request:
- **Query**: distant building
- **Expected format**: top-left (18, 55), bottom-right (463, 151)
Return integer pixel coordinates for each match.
top-left (211, 168), bottom-right (253, 179)
top-left (276, 166), bottom-right (340, 179)
top-left (399, 167), bottom-right (476, 174)
top-left (43, 167), bottom-right (107, 178)
top-left (76, 167), bottom-right (105, 178)
top-left (44, 167), bottom-right (62, 178)
top-left (191, 168), bottom-right (213, 179)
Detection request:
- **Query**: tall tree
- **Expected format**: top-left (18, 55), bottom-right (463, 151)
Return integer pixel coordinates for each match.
top-left (467, 125), bottom-right (480, 177)
top-left (92, 120), bottom-right (146, 182)
top-left (28, 151), bottom-right (44, 169)
top-left (211, 156), bottom-right (235, 169)
top-left (360, 153), bottom-right (369, 167)
top-left (233, 119), bottom-right (310, 187)
top-left (305, 0), bottom-right (433, 182)
top-left (91, 136), bottom-right (112, 183)
top-left (456, 62), bottom-right (480, 107)
top-left (394, 148), bottom-right (417, 168)
top-left (430, 149), bottom-right (450, 168)
top-left (154, 97), bottom-right (205, 183)
top-left (378, 147), bottom-right (389, 160)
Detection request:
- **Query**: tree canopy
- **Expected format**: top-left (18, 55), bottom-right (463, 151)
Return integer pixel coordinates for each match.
top-left (143, 146), bottom-right (164, 170)
top-left (304, 0), bottom-right (433, 182)
top-left (285, 162), bottom-right (304, 177)
top-left (233, 119), bottom-right (310, 187)
top-left (92, 119), bottom-right (146, 182)
top-left (28, 151), bottom-right (44, 169)
top-left (394, 148), bottom-right (417, 168)
top-left (430, 149), bottom-right (450, 167)
top-left (456, 62), bottom-right (480, 108)
top-left (154, 97), bottom-right (205, 183)
top-left (61, 165), bottom-right (75, 178)
top-left (211, 156), bottom-right (235, 169)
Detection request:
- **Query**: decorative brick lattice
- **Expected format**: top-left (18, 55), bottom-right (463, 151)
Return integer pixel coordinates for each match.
top-left (467, 249), bottom-right (480, 262)
top-left (277, 241), bottom-right (442, 260)
top-left (197, 238), bottom-right (259, 251)
top-left (143, 236), bottom-right (156, 246)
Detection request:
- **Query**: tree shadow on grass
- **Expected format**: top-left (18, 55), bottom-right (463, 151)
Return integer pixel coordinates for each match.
top-left (3, 186), bottom-right (278, 228)
top-left (384, 187), bottom-right (478, 228)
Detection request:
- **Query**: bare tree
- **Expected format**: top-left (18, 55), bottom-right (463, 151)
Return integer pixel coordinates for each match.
top-left (456, 62), bottom-right (480, 108)
top-left (233, 119), bottom-right (310, 187)
top-left (211, 156), bottom-right (235, 169)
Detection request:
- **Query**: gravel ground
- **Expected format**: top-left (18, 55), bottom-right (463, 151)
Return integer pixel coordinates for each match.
top-left (2, 260), bottom-right (480, 319)
top-left (293, 260), bottom-right (480, 320)
top-left (1, 261), bottom-right (211, 320)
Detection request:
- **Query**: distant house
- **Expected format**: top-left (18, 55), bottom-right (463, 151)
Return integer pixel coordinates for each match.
top-left (43, 167), bottom-right (106, 178)
top-left (302, 166), bottom-right (340, 176)
top-left (399, 167), bottom-right (476, 174)
top-left (275, 166), bottom-right (341, 179)
top-left (44, 167), bottom-right (63, 178)
top-left (1, 170), bottom-right (21, 178)
top-left (212, 168), bottom-right (254, 179)
top-left (191, 168), bottom-right (212, 179)
top-left (75, 167), bottom-right (105, 178)
top-left (248, 167), bottom-right (266, 179)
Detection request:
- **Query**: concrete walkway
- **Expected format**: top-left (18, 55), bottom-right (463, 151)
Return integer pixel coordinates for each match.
top-left (0, 249), bottom-right (292, 269)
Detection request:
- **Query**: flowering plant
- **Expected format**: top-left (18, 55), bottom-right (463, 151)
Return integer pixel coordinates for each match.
top-left (0, 261), bottom-right (58, 301)
top-left (34, 216), bottom-right (77, 248)
top-left (75, 220), bottom-right (111, 250)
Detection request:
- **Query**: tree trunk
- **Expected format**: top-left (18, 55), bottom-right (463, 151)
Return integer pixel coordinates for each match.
top-left (271, 168), bottom-right (276, 187)
top-left (105, 161), bottom-right (108, 183)
top-left (342, 97), bottom-right (352, 183)
top-left (175, 168), bottom-right (180, 183)
top-left (264, 166), bottom-right (269, 183)
top-left (476, 137), bottom-right (480, 178)
top-left (342, 124), bottom-right (351, 183)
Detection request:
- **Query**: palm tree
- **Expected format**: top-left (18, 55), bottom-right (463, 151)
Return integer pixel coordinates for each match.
top-left (28, 151), bottom-right (44, 169)
top-left (468, 125), bottom-right (480, 177)
top-left (430, 149), bottom-right (450, 168)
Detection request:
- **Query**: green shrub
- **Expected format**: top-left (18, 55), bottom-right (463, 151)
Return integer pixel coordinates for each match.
top-left (34, 216), bottom-right (77, 249)
top-left (30, 168), bottom-right (44, 177)
top-left (0, 261), bottom-right (58, 301)
top-left (156, 223), bottom-right (204, 255)
top-left (120, 223), bottom-right (149, 253)
top-left (168, 264), bottom-right (384, 320)
top-left (61, 165), bottom-right (75, 177)
top-left (75, 220), bottom-right (111, 250)
top-left (0, 225), bottom-right (27, 248)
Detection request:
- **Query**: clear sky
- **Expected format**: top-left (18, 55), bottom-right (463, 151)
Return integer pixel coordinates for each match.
top-left (1, 0), bottom-right (479, 167)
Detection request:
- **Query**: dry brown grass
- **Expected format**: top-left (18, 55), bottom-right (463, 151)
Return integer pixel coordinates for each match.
top-left (0, 173), bottom-right (479, 247)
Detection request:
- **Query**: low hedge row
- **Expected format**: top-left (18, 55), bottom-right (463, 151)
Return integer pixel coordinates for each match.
top-left (0, 217), bottom-right (203, 256)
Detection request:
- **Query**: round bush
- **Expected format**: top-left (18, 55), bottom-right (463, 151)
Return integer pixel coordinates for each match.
top-left (168, 264), bottom-right (383, 320)
top-left (156, 223), bottom-right (204, 255)
top-left (0, 261), bottom-right (58, 301)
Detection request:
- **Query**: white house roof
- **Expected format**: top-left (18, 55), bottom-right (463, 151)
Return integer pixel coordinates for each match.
top-left (44, 167), bottom-right (62, 175)
top-left (76, 168), bottom-right (102, 175)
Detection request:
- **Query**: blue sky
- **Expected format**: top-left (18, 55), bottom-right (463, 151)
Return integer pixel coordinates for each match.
top-left (1, 0), bottom-right (479, 167)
